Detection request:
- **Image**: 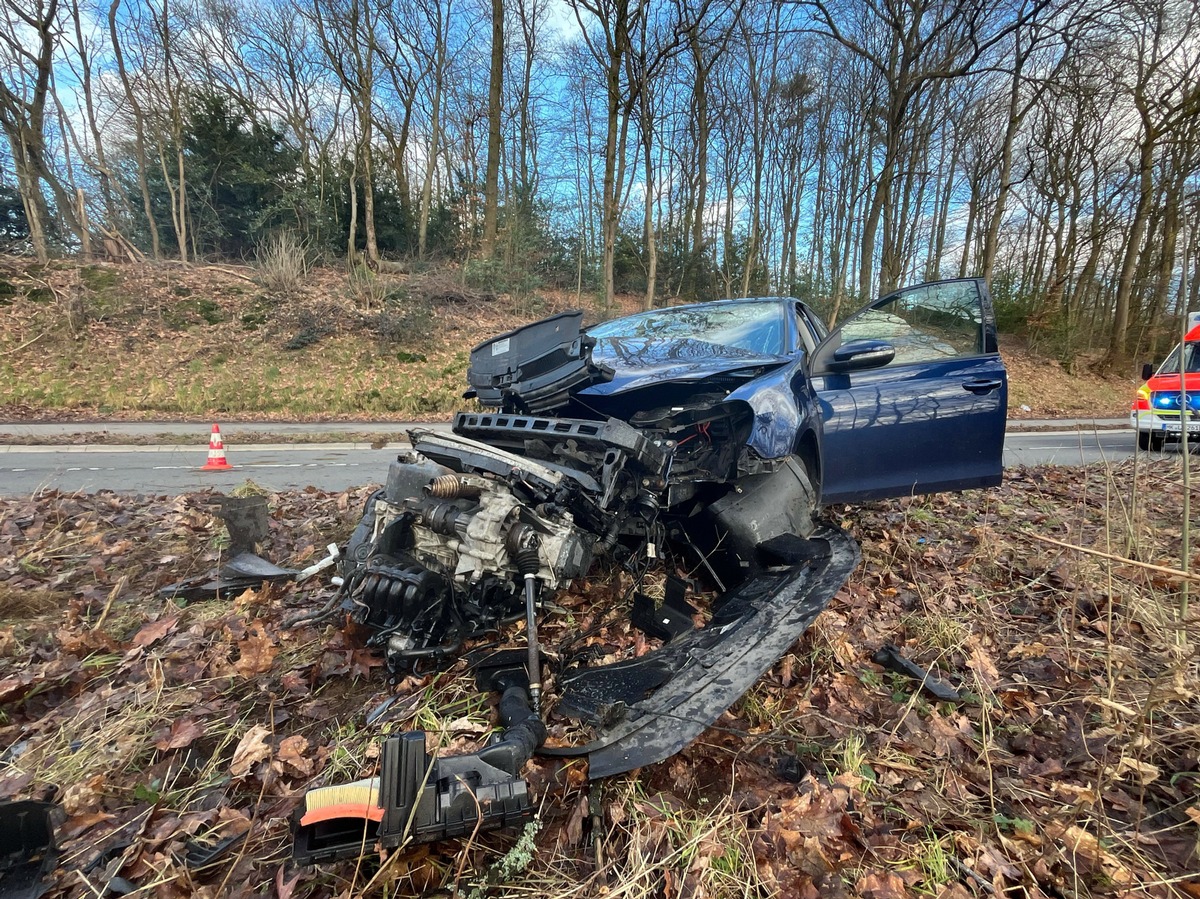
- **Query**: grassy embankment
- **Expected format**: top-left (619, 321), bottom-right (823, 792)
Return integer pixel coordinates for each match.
top-left (0, 256), bottom-right (1131, 421)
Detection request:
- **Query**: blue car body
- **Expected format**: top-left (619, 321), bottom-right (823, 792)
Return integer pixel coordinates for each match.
top-left (560, 277), bottom-right (1007, 508)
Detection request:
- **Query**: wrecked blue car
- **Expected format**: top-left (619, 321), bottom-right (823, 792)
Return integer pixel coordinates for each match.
top-left (294, 278), bottom-right (1006, 863)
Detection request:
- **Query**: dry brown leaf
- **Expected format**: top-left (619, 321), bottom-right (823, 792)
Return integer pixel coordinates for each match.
top-left (964, 636), bottom-right (1000, 688)
top-left (61, 774), bottom-right (107, 815)
top-left (155, 716), bottom-right (205, 752)
top-left (0, 675), bottom-right (31, 704)
top-left (233, 621), bottom-right (277, 677)
top-left (1044, 823), bottom-right (1135, 886)
top-left (230, 725), bottom-right (272, 778)
top-left (275, 735), bottom-right (315, 777)
top-left (856, 868), bottom-right (910, 899)
top-left (132, 615), bottom-right (180, 649)
top-left (275, 866), bottom-right (303, 899)
top-left (563, 794), bottom-right (588, 846)
top-left (58, 627), bottom-right (118, 655)
top-left (1106, 756), bottom-right (1161, 786)
top-left (61, 811), bottom-right (114, 839)
top-left (935, 884), bottom-right (973, 899)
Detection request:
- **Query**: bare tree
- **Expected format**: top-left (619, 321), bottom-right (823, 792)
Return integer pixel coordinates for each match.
top-left (309, 0), bottom-right (380, 265)
top-left (1102, 0), bottom-right (1200, 369)
top-left (801, 0), bottom-right (1046, 297)
top-left (108, 0), bottom-right (161, 259)
top-left (480, 0), bottom-right (503, 258)
top-left (570, 0), bottom-right (644, 310)
top-left (0, 0), bottom-right (83, 260)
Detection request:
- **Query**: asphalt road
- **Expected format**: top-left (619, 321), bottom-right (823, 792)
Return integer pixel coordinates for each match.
top-left (0, 426), bottom-right (1154, 498)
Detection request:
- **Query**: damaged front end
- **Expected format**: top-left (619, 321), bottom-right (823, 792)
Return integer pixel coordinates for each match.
top-left (294, 312), bottom-right (859, 863)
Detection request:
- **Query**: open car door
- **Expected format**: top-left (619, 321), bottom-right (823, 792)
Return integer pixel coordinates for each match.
top-left (811, 278), bottom-right (1007, 504)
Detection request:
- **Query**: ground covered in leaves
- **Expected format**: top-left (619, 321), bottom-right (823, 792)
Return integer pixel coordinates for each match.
top-left (0, 255), bottom-right (1131, 422)
top-left (2, 460), bottom-right (1198, 898)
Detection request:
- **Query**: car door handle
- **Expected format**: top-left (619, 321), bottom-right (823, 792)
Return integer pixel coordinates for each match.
top-left (962, 378), bottom-right (1003, 394)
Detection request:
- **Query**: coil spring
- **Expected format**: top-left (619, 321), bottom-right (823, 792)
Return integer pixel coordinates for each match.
top-left (426, 475), bottom-right (459, 498)
top-left (426, 474), bottom-right (480, 499)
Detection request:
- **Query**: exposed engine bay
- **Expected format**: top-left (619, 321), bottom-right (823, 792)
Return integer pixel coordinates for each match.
top-left (294, 312), bottom-right (859, 864)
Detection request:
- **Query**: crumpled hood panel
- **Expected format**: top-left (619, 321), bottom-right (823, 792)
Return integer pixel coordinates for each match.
top-left (580, 336), bottom-right (788, 396)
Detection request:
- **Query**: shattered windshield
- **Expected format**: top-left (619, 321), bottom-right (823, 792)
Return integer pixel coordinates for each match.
top-left (588, 302), bottom-right (787, 356)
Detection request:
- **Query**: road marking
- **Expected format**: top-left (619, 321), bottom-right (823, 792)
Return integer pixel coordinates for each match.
top-left (5, 462), bottom-right (365, 473)
top-left (0, 443), bottom-right (379, 453)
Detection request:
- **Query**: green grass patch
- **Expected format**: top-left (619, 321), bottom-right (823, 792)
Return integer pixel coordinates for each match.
top-left (79, 265), bottom-right (120, 292)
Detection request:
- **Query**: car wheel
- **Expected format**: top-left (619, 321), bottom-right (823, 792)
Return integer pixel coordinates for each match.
top-left (1137, 430), bottom-right (1151, 451)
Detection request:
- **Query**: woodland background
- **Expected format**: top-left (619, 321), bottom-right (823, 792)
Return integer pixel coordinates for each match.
top-left (1, 0), bottom-right (1199, 371)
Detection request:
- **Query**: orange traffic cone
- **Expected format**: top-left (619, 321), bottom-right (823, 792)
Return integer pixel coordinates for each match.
top-left (200, 423), bottom-right (234, 471)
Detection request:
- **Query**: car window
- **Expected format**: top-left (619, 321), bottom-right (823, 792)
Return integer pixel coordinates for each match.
top-left (839, 281), bottom-right (983, 366)
top-left (1158, 343), bottom-right (1200, 375)
top-left (589, 302), bottom-right (787, 356)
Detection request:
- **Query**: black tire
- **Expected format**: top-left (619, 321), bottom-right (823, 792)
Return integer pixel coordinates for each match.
top-left (1138, 429), bottom-right (1151, 451)
top-left (1150, 432), bottom-right (1166, 452)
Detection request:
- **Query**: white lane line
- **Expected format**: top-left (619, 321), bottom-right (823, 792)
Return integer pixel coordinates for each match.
top-left (0, 442), bottom-right (382, 454)
top-left (6, 462), bottom-right (364, 473)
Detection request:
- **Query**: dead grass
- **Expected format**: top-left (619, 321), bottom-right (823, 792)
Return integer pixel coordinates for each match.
top-left (255, 231), bottom-right (310, 296)
top-left (0, 256), bottom-right (1130, 422)
top-left (0, 584), bottom-right (63, 618)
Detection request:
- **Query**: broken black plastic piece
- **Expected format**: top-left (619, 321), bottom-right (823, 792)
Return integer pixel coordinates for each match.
top-left (469, 649), bottom-right (533, 694)
top-left (775, 754), bottom-right (809, 784)
top-left (630, 577), bottom-right (696, 642)
top-left (158, 552), bottom-right (297, 601)
top-left (871, 643), bottom-right (963, 702)
top-left (465, 311), bottom-right (613, 413)
top-left (0, 800), bottom-right (58, 899)
top-left (542, 526), bottom-right (860, 778)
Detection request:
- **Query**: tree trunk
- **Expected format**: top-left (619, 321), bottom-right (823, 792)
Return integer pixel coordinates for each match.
top-left (1104, 127), bottom-right (1156, 369)
top-left (361, 112), bottom-right (379, 265)
top-left (419, 49), bottom-right (444, 259)
top-left (980, 51), bottom-right (1026, 285)
top-left (481, 0), bottom-right (503, 258)
top-left (10, 142), bottom-right (50, 262)
top-left (640, 86), bottom-right (657, 310)
top-left (689, 26), bottom-right (709, 299)
top-left (347, 155), bottom-right (359, 263)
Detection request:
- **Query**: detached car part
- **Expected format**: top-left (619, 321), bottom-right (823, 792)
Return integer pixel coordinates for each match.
top-left (872, 643), bottom-right (963, 702)
top-left (295, 671), bottom-right (544, 865)
top-left (295, 281), bottom-right (1007, 863)
top-left (0, 800), bottom-right (58, 899)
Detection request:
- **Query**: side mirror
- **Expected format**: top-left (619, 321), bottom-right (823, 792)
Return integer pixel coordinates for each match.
top-left (828, 339), bottom-right (896, 372)
top-left (1141, 362), bottom-right (1154, 381)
